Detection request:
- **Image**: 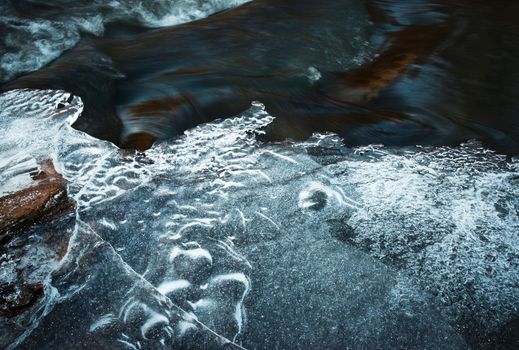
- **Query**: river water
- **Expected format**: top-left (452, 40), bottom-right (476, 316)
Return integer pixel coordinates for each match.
top-left (1, 1), bottom-right (519, 349)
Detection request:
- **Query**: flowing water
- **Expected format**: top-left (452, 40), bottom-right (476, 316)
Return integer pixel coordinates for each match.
top-left (1, 1), bottom-right (519, 349)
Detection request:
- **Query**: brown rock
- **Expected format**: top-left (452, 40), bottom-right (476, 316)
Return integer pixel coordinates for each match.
top-left (0, 283), bottom-right (44, 319)
top-left (0, 160), bottom-right (75, 241)
top-left (324, 24), bottom-right (451, 103)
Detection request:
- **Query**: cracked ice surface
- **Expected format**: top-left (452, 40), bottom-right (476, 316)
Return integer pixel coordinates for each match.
top-left (1, 89), bottom-right (518, 349)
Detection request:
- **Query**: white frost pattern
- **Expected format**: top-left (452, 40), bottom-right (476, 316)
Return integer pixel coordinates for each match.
top-left (1, 89), bottom-right (518, 349)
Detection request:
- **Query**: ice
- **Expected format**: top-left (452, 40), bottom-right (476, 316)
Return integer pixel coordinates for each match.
top-left (0, 89), bottom-right (82, 195)
top-left (157, 280), bottom-right (191, 295)
top-left (1, 89), bottom-right (518, 348)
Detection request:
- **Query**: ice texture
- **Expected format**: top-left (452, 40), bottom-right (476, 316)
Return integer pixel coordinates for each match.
top-left (1, 89), bottom-right (518, 349)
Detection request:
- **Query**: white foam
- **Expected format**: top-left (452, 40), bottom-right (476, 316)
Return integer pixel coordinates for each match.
top-left (307, 66), bottom-right (322, 82)
top-left (132, 0), bottom-right (251, 27)
top-left (0, 0), bottom-right (250, 82)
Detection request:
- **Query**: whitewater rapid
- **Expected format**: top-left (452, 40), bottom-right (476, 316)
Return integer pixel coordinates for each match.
top-left (0, 0), bottom-right (250, 82)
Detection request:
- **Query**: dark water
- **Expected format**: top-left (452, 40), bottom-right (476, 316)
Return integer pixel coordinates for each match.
top-left (2, 0), bottom-right (519, 153)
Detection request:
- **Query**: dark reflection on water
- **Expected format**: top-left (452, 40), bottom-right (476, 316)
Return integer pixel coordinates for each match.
top-left (2, 0), bottom-right (519, 154)
top-left (370, 0), bottom-right (519, 155)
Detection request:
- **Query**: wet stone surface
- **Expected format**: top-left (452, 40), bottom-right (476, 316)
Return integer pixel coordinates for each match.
top-left (0, 160), bottom-right (75, 239)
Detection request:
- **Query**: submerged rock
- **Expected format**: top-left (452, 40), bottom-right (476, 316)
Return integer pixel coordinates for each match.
top-left (0, 160), bottom-right (75, 241)
top-left (0, 159), bottom-right (75, 347)
top-left (0, 282), bottom-right (44, 319)
top-left (0, 212), bottom-right (76, 348)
